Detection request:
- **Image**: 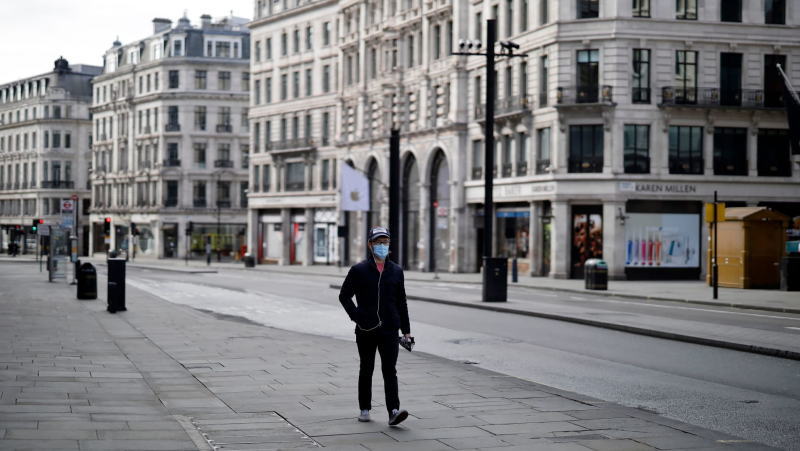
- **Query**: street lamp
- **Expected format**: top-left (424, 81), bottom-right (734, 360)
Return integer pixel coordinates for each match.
top-left (453, 19), bottom-right (526, 302)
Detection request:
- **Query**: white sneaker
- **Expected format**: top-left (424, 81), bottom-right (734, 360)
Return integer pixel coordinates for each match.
top-left (388, 409), bottom-right (408, 426)
top-left (358, 409), bottom-right (370, 422)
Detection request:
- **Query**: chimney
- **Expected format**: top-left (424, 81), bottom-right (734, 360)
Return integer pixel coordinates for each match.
top-left (200, 14), bottom-right (212, 28)
top-left (153, 18), bottom-right (172, 34)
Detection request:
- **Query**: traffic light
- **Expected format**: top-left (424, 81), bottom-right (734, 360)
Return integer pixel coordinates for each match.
top-left (31, 219), bottom-right (40, 232)
top-left (103, 217), bottom-right (112, 235)
top-left (186, 221), bottom-right (193, 234)
top-left (131, 222), bottom-right (139, 236)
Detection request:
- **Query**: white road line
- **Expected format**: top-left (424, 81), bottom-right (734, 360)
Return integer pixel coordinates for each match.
top-left (786, 327), bottom-right (800, 331)
top-left (569, 296), bottom-right (587, 301)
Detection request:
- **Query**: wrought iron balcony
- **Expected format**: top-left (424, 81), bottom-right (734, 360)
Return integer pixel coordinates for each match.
top-left (568, 157), bottom-right (603, 173)
top-left (216, 124), bottom-right (232, 133)
top-left (193, 199), bottom-right (207, 208)
top-left (659, 87), bottom-right (796, 108)
top-left (632, 87), bottom-right (651, 104)
top-left (475, 95), bottom-right (532, 120)
top-left (501, 163), bottom-right (513, 178)
top-left (557, 85), bottom-right (613, 105)
top-left (471, 167), bottom-right (483, 180)
top-left (214, 159), bottom-right (234, 168)
top-left (216, 200), bottom-right (232, 208)
top-left (516, 161), bottom-right (528, 177)
top-left (163, 159), bottom-right (181, 167)
top-left (165, 123), bottom-right (181, 132)
top-left (41, 180), bottom-right (75, 189)
top-left (535, 159), bottom-right (551, 174)
top-left (265, 137), bottom-right (316, 152)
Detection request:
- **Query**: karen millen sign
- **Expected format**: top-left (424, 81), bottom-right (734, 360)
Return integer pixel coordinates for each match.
top-left (619, 182), bottom-right (698, 194)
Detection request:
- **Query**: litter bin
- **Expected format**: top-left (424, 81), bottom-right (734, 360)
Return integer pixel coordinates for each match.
top-left (244, 253), bottom-right (255, 268)
top-left (780, 255), bottom-right (800, 291)
top-left (107, 258), bottom-right (126, 313)
top-left (584, 259), bottom-right (608, 290)
top-left (482, 257), bottom-right (508, 302)
top-left (77, 263), bottom-right (97, 300)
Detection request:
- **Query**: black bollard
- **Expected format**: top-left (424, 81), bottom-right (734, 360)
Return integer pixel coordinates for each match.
top-left (512, 258), bottom-right (518, 283)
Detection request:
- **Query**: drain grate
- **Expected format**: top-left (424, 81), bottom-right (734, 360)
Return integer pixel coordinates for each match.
top-left (188, 412), bottom-right (320, 450)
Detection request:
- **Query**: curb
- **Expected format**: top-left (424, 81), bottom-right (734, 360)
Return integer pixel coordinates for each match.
top-left (329, 283), bottom-right (800, 362)
top-left (92, 261), bottom-right (218, 274)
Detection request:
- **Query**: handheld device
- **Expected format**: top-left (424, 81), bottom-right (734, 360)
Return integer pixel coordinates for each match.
top-left (400, 336), bottom-right (415, 352)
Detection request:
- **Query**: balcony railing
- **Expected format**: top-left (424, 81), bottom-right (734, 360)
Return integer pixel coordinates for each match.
top-left (660, 87), bottom-right (797, 108)
top-left (216, 200), bottom-right (232, 208)
top-left (516, 161), bottom-right (528, 176)
top-left (568, 157), bottom-right (603, 173)
top-left (193, 199), bottom-right (207, 208)
top-left (471, 167), bottom-right (483, 180)
top-left (41, 180), bottom-right (75, 189)
top-left (266, 137), bottom-right (316, 151)
top-left (535, 159), bottom-right (551, 174)
top-left (538, 92), bottom-right (548, 107)
top-left (216, 124), bottom-right (232, 133)
top-left (632, 87), bottom-right (651, 104)
top-left (214, 159), bottom-right (234, 168)
top-left (475, 95), bottom-right (532, 120)
top-left (557, 85), bottom-right (613, 104)
top-left (163, 159), bottom-right (181, 167)
top-left (285, 181), bottom-right (305, 191)
top-left (165, 123), bottom-right (181, 132)
top-left (501, 163), bottom-right (513, 178)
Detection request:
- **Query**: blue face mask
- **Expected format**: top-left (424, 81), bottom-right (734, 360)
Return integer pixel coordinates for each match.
top-left (372, 244), bottom-right (389, 259)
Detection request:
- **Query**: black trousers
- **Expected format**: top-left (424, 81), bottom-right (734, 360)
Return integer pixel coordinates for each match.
top-left (356, 330), bottom-right (399, 414)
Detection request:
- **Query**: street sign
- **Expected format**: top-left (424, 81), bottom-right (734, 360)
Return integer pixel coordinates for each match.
top-left (60, 199), bottom-right (74, 213)
top-left (71, 194), bottom-right (78, 201)
top-left (704, 203), bottom-right (726, 223)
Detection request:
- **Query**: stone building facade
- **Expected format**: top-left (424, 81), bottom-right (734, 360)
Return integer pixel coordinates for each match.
top-left (0, 58), bottom-right (100, 255)
top-left (90, 15), bottom-right (251, 260)
top-left (249, 0), bottom-right (800, 279)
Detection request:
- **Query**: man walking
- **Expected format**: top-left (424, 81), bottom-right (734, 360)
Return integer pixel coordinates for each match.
top-left (339, 226), bottom-right (411, 426)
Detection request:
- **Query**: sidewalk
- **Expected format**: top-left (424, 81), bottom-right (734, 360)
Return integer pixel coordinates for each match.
top-left (0, 262), bottom-right (770, 450)
top-left (72, 255), bottom-right (800, 315)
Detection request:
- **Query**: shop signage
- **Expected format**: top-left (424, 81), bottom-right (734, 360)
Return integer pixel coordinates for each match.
top-left (619, 182), bottom-right (697, 194)
top-left (496, 211), bottom-right (530, 218)
top-left (531, 183), bottom-right (555, 193)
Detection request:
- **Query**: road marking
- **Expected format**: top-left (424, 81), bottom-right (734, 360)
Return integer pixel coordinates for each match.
top-left (569, 296), bottom-right (586, 301)
top-left (786, 327), bottom-right (800, 331)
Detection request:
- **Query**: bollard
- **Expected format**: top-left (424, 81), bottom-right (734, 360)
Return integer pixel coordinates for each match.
top-left (107, 258), bottom-right (127, 313)
top-left (512, 258), bottom-right (518, 283)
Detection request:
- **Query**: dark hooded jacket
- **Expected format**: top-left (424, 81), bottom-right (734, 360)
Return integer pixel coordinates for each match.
top-left (339, 255), bottom-right (410, 335)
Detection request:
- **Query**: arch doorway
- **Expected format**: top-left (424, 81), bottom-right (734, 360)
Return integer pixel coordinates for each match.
top-left (429, 150), bottom-right (450, 272)
top-left (402, 155), bottom-right (420, 270)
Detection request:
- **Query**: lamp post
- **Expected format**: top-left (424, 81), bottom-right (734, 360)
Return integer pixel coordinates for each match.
top-left (453, 19), bottom-right (525, 302)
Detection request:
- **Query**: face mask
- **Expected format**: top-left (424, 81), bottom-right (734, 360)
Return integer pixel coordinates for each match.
top-left (372, 244), bottom-right (389, 259)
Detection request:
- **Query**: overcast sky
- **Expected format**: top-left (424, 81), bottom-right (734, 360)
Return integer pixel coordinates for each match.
top-left (0, 0), bottom-right (252, 85)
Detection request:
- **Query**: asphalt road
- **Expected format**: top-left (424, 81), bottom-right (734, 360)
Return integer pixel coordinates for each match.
top-left (122, 266), bottom-right (800, 450)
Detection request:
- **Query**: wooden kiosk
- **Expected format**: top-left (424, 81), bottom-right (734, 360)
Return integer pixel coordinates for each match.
top-left (707, 207), bottom-right (789, 289)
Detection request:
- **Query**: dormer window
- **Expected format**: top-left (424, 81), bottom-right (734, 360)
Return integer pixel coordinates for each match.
top-left (173, 39), bottom-right (183, 57)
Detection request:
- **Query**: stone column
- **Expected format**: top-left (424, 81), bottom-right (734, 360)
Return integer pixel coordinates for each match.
top-left (748, 126), bottom-right (758, 176)
top-left (280, 208), bottom-right (291, 265)
top-left (304, 208), bottom-right (314, 266)
top-left (418, 182), bottom-right (431, 271)
top-left (602, 200), bottom-right (626, 280)
top-left (549, 200), bottom-right (569, 278)
top-left (529, 201), bottom-right (541, 276)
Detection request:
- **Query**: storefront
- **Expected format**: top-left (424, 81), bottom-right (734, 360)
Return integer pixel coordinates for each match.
top-left (495, 205), bottom-right (531, 273)
top-left (570, 205), bottom-right (603, 279)
top-left (162, 223), bottom-right (178, 258)
top-left (313, 208), bottom-right (337, 264)
top-left (189, 223), bottom-right (246, 260)
top-left (259, 210), bottom-right (282, 263)
top-left (289, 211), bottom-right (306, 265)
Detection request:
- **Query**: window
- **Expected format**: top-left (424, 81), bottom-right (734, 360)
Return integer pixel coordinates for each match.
top-left (292, 116), bottom-right (299, 139)
top-left (764, 54), bottom-right (787, 107)
top-left (195, 70), bottom-right (207, 89)
top-left (52, 132), bottom-right (61, 148)
top-left (506, 0), bottom-right (514, 37)
top-left (167, 142), bottom-right (179, 162)
top-left (576, 50), bottom-right (599, 102)
top-left (757, 129), bottom-right (791, 176)
top-left (578, 0), bottom-right (599, 19)
top-left (167, 106), bottom-right (179, 129)
top-left (281, 74), bottom-right (288, 100)
top-left (262, 164), bottom-right (271, 192)
top-left (322, 159), bottom-right (331, 190)
top-left (675, 50), bottom-right (698, 104)
top-left (505, 66), bottom-right (513, 98)
top-left (242, 72), bottom-right (250, 91)
top-left (292, 71), bottom-right (300, 98)
top-left (266, 77), bottom-right (272, 103)
top-left (624, 125), bottom-right (649, 174)
top-left (516, 132), bottom-right (528, 176)
top-left (433, 24), bottom-right (441, 60)
top-left (305, 69), bottom-right (313, 96)
top-left (218, 71), bottom-right (231, 90)
top-left (668, 126), bottom-right (703, 174)
top-left (632, 0), bottom-right (650, 17)
top-left (676, 0), bottom-right (697, 20)
top-left (173, 40), bottom-right (182, 56)
top-left (266, 37), bottom-right (273, 59)
top-left (240, 182), bottom-right (248, 208)
top-left (194, 143), bottom-right (207, 168)
top-left (254, 166), bottom-right (260, 192)
top-left (520, 62), bottom-right (528, 97)
top-left (286, 162), bottom-right (305, 191)
top-left (168, 70), bottom-right (179, 89)
top-left (254, 80), bottom-right (261, 105)
top-left (714, 128), bottom-right (747, 175)
top-left (721, 0), bottom-right (742, 22)
top-left (281, 32), bottom-right (288, 56)
top-left (323, 22), bottom-right (331, 46)
top-left (322, 111), bottom-right (330, 145)
top-left (539, 55), bottom-right (548, 106)
top-left (323, 65), bottom-right (331, 92)
top-left (540, 0), bottom-right (548, 24)
top-left (536, 127), bottom-right (551, 173)
top-left (293, 29), bottom-right (300, 53)
top-left (217, 143), bottom-right (231, 163)
top-left (632, 49), bottom-right (650, 103)
top-left (193, 181), bottom-right (206, 207)
top-left (475, 12), bottom-right (482, 41)
top-left (255, 40), bottom-right (261, 62)
top-left (166, 181), bottom-right (178, 207)
top-left (306, 26), bottom-right (313, 51)
top-left (194, 106), bottom-right (206, 130)
top-left (64, 132), bottom-right (71, 149)
top-left (720, 53), bottom-right (742, 106)
top-left (765, 0), bottom-right (786, 25)
top-left (215, 41), bottom-right (232, 58)
top-left (568, 125), bottom-right (603, 173)
top-left (520, 0), bottom-right (528, 32)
